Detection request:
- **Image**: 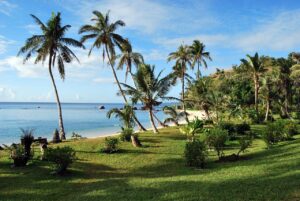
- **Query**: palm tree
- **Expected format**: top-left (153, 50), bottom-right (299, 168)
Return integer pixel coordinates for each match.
top-left (163, 106), bottom-right (187, 126)
top-left (121, 64), bottom-right (175, 133)
top-left (117, 40), bottom-right (147, 131)
top-left (18, 12), bottom-right (84, 140)
top-left (260, 74), bottom-right (276, 121)
top-left (190, 40), bottom-right (212, 79)
top-left (107, 104), bottom-right (135, 129)
top-left (168, 45), bottom-right (192, 114)
top-left (79, 10), bottom-right (128, 102)
top-left (241, 53), bottom-right (266, 117)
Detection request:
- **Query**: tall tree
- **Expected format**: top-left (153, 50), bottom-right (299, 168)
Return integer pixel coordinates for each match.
top-left (117, 40), bottom-right (147, 131)
top-left (18, 12), bottom-right (84, 140)
top-left (121, 64), bottom-right (174, 133)
top-left (190, 40), bottom-right (212, 79)
top-left (241, 53), bottom-right (266, 118)
top-left (168, 45), bottom-right (192, 119)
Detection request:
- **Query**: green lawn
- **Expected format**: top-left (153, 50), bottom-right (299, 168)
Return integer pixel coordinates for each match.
top-left (1, 126), bottom-right (300, 201)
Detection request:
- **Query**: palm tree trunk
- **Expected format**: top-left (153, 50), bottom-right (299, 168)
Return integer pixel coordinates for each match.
top-left (48, 53), bottom-right (65, 140)
top-left (181, 72), bottom-right (189, 123)
top-left (153, 113), bottom-right (166, 127)
top-left (149, 108), bottom-right (158, 133)
top-left (105, 46), bottom-right (146, 131)
top-left (197, 62), bottom-right (200, 80)
top-left (254, 75), bottom-right (259, 118)
top-left (265, 98), bottom-right (270, 122)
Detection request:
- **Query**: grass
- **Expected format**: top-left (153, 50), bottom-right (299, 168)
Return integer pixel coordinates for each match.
top-left (1, 126), bottom-right (300, 201)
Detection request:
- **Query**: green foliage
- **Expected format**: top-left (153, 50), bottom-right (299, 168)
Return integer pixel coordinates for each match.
top-left (217, 122), bottom-right (236, 140)
top-left (52, 129), bottom-right (61, 143)
top-left (205, 127), bottom-right (228, 159)
top-left (102, 137), bottom-right (119, 154)
top-left (237, 135), bottom-right (253, 156)
top-left (184, 140), bottom-right (207, 168)
top-left (71, 132), bottom-right (83, 140)
top-left (45, 146), bottom-right (76, 175)
top-left (9, 144), bottom-right (29, 167)
top-left (20, 128), bottom-right (34, 158)
top-left (235, 122), bottom-right (251, 135)
top-left (180, 118), bottom-right (204, 140)
top-left (107, 105), bottom-right (135, 129)
top-left (120, 127), bottom-right (134, 142)
top-left (284, 121), bottom-right (298, 140)
top-left (262, 120), bottom-right (287, 148)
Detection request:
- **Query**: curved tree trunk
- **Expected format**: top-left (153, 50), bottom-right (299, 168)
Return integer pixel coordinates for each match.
top-left (105, 46), bottom-right (146, 131)
top-left (153, 112), bottom-right (166, 127)
top-left (264, 98), bottom-right (270, 122)
top-left (254, 74), bottom-right (259, 118)
top-left (149, 108), bottom-right (158, 133)
top-left (197, 62), bottom-right (200, 80)
top-left (181, 71), bottom-right (189, 123)
top-left (48, 53), bottom-right (65, 140)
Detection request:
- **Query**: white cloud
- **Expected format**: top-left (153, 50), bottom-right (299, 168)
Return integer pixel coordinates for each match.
top-left (0, 35), bottom-right (14, 54)
top-left (0, 86), bottom-right (16, 100)
top-left (0, 0), bottom-right (17, 16)
top-left (24, 24), bottom-right (40, 34)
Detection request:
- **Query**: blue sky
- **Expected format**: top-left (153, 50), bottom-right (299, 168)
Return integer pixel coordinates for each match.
top-left (0, 0), bottom-right (300, 103)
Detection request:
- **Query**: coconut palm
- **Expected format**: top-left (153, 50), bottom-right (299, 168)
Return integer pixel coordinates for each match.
top-left (18, 12), bottom-right (84, 140)
top-left (163, 106), bottom-right (187, 126)
top-left (190, 40), bottom-right (212, 79)
top-left (241, 53), bottom-right (266, 118)
top-left (107, 104), bottom-right (135, 129)
top-left (168, 45), bottom-right (193, 114)
top-left (117, 40), bottom-right (147, 131)
top-left (79, 10), bottom-right (128, 102)
top-left (260, 75), bottom-right (276, 121)
top-left (121, 64), bottom-right (175, 133)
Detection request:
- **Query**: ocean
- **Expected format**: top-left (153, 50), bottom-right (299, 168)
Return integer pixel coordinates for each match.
top-left (0, 102), bottom-right (172, 145)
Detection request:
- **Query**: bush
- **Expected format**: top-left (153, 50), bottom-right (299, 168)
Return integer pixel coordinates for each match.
top-left (237, 135), bottom-right (253, 156)
top-left (102, 137), bottom-right (119, 153)
top-left (119, 127), bottom-right (134, 142)
top-left (184, 140), bottom-right (207, 168)
top-left (9, 144), bottom-right (29, 167)
top-left (52, 129), bottom-right (61, 143)
top-left (205, 128), bottom-right (228, 159)
top-left (71, 132), bottom-right (83, 140)
top-left (235, 122), bottom-right (251, 135)
top-left (180, 118), bottom-right (204, 141)
top-left (217, 122), bottom-right (235, 140)
top-left (284, 121), bottom-right (298, 140)
top-left (45, 146), bottom-right (76, 175)
top-left (20, 128), bottom-right (34, 159)
top-left (263, 120), bottom-right (285, 148)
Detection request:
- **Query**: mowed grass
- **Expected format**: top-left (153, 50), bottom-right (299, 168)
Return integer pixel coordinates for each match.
top-left (1, 126), bottom-right (300, 201)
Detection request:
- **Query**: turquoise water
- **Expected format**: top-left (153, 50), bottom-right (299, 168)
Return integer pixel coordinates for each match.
top-left (0, 102), bottom-right (170, 145)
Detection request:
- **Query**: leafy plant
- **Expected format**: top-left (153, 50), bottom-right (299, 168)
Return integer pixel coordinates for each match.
top-left (284, 121), bottom-right (298, 140)
top-left (262, 120), bottom-right (285, 148)
top-left (235, 122), bottom-right (251, 135)
top-left (180, 118), bottom-right (204, 141)
top-left (102, 137), bottom-right (119, 154)
top-left (205, 127), bottom-right (228, 159)
top-left (184, 140), bottom-right (207, 168)
top-left (52, 129), bottom-right (61, 143)
top-left (45, 146), bottom-right (76, 175)
top-left (20, 128), bottom-right (34, 158)
top-left (163, 105), bottom-right (187, 126)
top-left (237, 135), bottom-right (253, 157)
top-left (71, 132), bottom-right (83, 140)
top-left (7, 144), bottom-right (29, 167)
top-left (119, 127), bottom-right (134, 142)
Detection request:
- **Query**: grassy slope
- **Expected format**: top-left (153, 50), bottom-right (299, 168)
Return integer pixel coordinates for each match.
top-left (1, 126), bottom-right (300, 201)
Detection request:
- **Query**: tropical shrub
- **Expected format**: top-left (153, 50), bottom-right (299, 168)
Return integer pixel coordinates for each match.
top-left (119, 127), bottom-right (134, 142)
top-left (45, 146), bottom-right (76, 175)
top-left (52, 129), bottom-right (61, 143)
top-left (102, 137), bottom-right (119, 153)
top-left (9, 144), bottom-right (29, 167)
top-left (235, 122), bottom-right (251, 135)
top-left (20, 128), bottom-right (34, 158)
top-left (262, 120), bottom-right (285, 148)
top-left (184, 140), bottom-right (207, 168)
top-left (237, 135), bottom-right (253, 156)
top-left (180, 118), bottom-right (204, 141)
top-left (205, 128), bottom-right (228, 159)
top-left (284, 121), bottom-right (298, 140)
top-left (217, 122), bottom-right (235, 140)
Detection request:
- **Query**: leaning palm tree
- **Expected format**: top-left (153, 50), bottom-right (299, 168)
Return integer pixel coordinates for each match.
top-left (79, 10), bottom-right (127, 101)
top-left (121, 64), bottom-right (175, 133)
top-left (79, 11), bottom-right (146, 131)
top-left (241, 53), bottom-right (266, 118)
top-left (190, 40), bottom-right (212, 79)
top-left (18, 12), bottom-right (84, 140)
top-left (168, 45), bottom-right (193, 114)
top-left (163, 106), bottom-right (187, 126)
top-left (117, 40), bottom-right (147, 131)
